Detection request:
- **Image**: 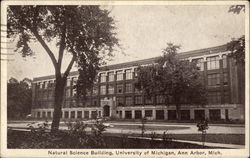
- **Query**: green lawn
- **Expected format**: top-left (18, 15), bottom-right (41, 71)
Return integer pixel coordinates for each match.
top-left (171, 134), bottom-right (245, 145)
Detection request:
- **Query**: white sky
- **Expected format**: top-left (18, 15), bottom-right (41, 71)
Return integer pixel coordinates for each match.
top-left (7, 5), bottom-right (245, 81)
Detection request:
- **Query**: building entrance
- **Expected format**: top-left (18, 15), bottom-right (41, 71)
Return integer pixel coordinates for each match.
top-left (103, 105), bottom-right (110, 117)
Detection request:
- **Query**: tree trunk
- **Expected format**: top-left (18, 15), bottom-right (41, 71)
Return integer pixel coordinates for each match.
top-left (51, 76), bottom-right (66, 132)
top-left (176, 103), bottom-right (181, 120)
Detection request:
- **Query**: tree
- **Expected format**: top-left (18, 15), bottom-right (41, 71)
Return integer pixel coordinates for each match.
top-left (135, 43), bottom-right (207, 120)
top-left (227, 5), bottom-right (245, 65)
top-left (227, 35), bottom-right (245, 64)
top-left (7, 6), bottom-right (119, 132)
top-left (7, 77), bottom-right (32, 119)
top-left (228, 5), bottom-right (245, 14)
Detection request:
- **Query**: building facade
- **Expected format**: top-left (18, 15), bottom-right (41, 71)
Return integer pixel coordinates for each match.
top-left (31, 44), bottom-right (245, 121)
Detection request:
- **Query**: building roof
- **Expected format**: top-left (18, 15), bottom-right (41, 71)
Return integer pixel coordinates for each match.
top-left (33, 44), bottom-right (228, 82)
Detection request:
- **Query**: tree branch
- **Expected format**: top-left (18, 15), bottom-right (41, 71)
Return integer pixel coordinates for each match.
top-left (57, 23), bottom-right (67, 70)
top-left (30, 28), bottom-right (58, 71)
top-left (63, 53), bottom-right (76, 78)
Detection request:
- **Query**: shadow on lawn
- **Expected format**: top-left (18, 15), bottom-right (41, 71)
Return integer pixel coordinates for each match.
top-left (8, 129), bottom-right (225, 149)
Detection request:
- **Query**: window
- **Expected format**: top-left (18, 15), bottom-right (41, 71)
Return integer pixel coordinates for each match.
top-left (64, 101), bottom-right (70, 108)
top-left (49, 90), bottom-right (54, 98)
top-left (36, 83), bottom-right (40, 89)
top-left (223, 73), bottom-right (228, 85)
top-left (193, 58), bottom-right (204, 71)
top-left (135, 87), bottom-right (142, 93)
top-left (84, 111), bottom-right (89, 119)
top-left (91, 111), bottom-right (98, 119)
top-left (125, 96), bottom-right (133, 106)
top-left (125, 69), bottom-right (132, 80)
top-left (83, 99), bottom-right (91, 107)
top-left (37, 112), bottom-right (41, 118)
top-left (108, 85), bottom-right (114, 94)
top-left (116, 97), bottom-right (124, 106)
top-left (222, 55), bottom-right (227, 68)
top-left (116, 71), bottom-right (123, 81)
top-left (145, 97), bottom-right (153, 105)
top-left (100, 85), bottom-right (106, 95)
top-left (125, 83), bottom-right (132, 93)
top-left (37, 101), bottom-right (42, 108)
top-left (108, 72), bottom-right (114, 82)
top-left (168, 110), bottom-right (176, 120)
top-left (77, 111), bottom-right (82, 119)
top-left (180, 110), bottom-right (190, 120)
top-left (43, 91), bottom-right (47, 99)
top-left (156, 110), bottom-right (164, 120)
top-left (224, 91), bottom-right (230, 104)
top-left (64, 111), bottom-right (69, 118)
top-left (135, 110), bottom-right (142, 119)
top-left (135, 96), bottom-right (143, 105)
top-left (116, 84), bottom-right (123, 94)
top-left (42, 112), bottom-right (46, 118)
top-left (207, 74), bottom-right (220, 87)
top-left (42, 82), bottom-right (46, 89)
top-left (100, 73), bottom-right (106, 83)
top-left (208, 91), bottom-right (221, 104)
top-left (156, 95), bottom-right (165, 104)
top-left (49, 102), bottom-right (54, 108)
top-left (92, 99), bottom-right (98, 107)
top-left (125, 111), bottom-right (132, 119)
top-left (207, 56), bottom-right (220, 70)
top-left (71, 111), bottom-right (75, 119)
top-left (38, 91), bottom-right (43, 99)
top-left (48, 80), bottom-right (54, 88)
top-left (145, 110), bottom-right (152, 117)
top-left (194, 110), bottom-right (205, 120)
top-left (92, 86), bottom-right (98, 96)
top-left (209, 109), bottom-right (221, 120)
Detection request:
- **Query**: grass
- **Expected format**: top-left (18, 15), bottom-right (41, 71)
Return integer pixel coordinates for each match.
top-left (104, 133), bottom-right (245, 145)
top-left (8, 130), bottom-right (220, 149)
top-left (171, 134), bottom-right (245, 145)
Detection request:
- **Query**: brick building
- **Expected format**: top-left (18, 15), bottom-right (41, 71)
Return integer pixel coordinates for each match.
top-left (31, 44), bottom-right (245, 121)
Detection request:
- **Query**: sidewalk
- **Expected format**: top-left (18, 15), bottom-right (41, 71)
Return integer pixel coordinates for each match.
top-left (8, 119), bottom-right (245, 127)
top-left (107, 120), bottom-right (245, 127)
top-left (7, 120), bottom-right (245, 134)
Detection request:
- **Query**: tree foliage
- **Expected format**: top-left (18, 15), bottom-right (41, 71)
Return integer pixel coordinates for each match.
top-left (227, 5), bottom-right (245, 65)
top-left (7, 77), bottom-right (32, 119)
top-left (7, 5), bottom-right (119, 131)
top-left (135, 43), bottom-right (207, 119)
top-left (8, 5), bottom-right (118, 94)
top-left (228, 5), bottom-right (245, 14)
top-left (227, 35), bottom-right (245, 64)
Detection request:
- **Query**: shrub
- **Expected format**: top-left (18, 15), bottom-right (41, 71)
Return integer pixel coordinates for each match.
top-left (162, 130), bottom-right (173, 143)
top-left (197, 119), bottom-right (209, 147)
top-left (88, 119), bottom-right (108, 148)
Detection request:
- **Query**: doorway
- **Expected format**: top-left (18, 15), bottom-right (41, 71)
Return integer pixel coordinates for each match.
top-left (103, 105), bottom-right (110, 117)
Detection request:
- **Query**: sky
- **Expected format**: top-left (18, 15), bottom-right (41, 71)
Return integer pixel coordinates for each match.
top-left (6, 5), bottom-right (245, 81)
